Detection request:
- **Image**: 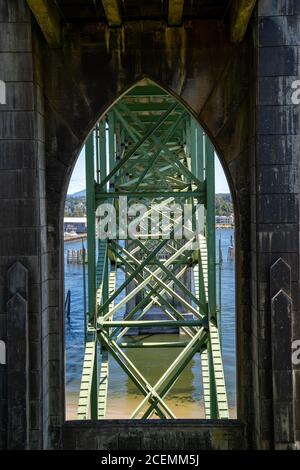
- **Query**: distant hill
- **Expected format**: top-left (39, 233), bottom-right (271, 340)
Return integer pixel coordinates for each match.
top-left (68, 189), bottom-right (86, 198)
top-left (68, 190), bottom-right (231, 199)
top-left (215, 193), bottom-right (233, 216)
top-left (216, 193), bottom-right (231, 201)
top-left (65, 190), bottom-right (232, 217)
top-left (65, 191), bottom-right (86, 217)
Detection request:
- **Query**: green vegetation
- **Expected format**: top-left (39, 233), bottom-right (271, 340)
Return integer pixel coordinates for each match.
top-left (215, 193), bottom-right (233, 216)
top-left (64, 196), bottom-right (86, 217)
top-left (64, 193), bottom-right (233, 217)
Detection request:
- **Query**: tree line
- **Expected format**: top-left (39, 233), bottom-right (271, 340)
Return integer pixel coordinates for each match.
top-left (64, 194), bottom-right (233, 217)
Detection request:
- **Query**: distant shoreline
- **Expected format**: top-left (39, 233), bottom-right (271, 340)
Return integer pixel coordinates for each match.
top-left (64, 234), bottom-right (87, 243)
top-left (216, 224), bottom-right (234, 229)
top-left (64, 227), bottom-right (234, 243)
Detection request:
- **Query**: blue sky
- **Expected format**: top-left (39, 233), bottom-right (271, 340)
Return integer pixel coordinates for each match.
top-left (68, 149), bottom-right (230, 195)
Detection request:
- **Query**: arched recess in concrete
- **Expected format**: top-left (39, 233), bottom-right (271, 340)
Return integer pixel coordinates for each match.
top-left (2, 1), bottom-right (299, 450)
top-left (64, 77), bottom-right (237, 422)
top-left (39, 22), bottom-right (253, 449)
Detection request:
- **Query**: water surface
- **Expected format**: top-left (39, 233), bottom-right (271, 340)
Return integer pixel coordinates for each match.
top-left (65, 229), bottom-right (236, 419)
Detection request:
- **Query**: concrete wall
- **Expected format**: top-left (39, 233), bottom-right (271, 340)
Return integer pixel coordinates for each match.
top-left (252, 0), bottom-right (300, 449)
top-left (0, 0), bottom-right (299, 450)
top-left (0, 0), bottom-right (47, 449)
top-left (63, 420), bottom-right (245, 450)
top-left (43, 15), bottom-right (253, 448)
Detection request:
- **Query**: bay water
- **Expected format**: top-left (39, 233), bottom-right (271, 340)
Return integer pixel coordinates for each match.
top-left (65, 229), bottom-right (236, 419)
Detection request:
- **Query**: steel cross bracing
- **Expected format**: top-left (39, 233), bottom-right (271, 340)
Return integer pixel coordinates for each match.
top-left (78, 79), bottom-right (229, 420)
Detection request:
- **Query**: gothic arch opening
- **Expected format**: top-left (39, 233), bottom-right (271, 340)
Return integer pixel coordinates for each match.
top-left (63, 79), bottom-right (237, 421)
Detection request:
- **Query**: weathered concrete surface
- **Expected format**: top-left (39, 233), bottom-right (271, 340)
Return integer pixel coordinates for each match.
top-left (231, 0), bottom-right (257, 43)
top-left (63, 420), bottom-right (245, 450)
top-left (251, 0), bottom-right (300, 449)
top-left (270, 258), bottom-right (295, 449)
top-left (0, 0), bottom-right (299, 450)
top-left (26, 0), bottom-right (61, 48)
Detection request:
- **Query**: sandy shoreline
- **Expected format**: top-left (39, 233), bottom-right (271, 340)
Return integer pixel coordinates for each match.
top-left (66, 393), bottom-right (236, 420)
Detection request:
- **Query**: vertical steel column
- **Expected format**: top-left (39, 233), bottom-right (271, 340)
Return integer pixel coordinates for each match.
top-left (99, 119), bottom-right (107, 186)
top-left (85, 133), bottom-right (96, 324)
top-left (205, 135), bottom-right (218, 419)
top-left (82, 240), bottom-right (87, 342)
top-left (197, 129), bottom-right (206, 311)
top-left (85, 132), bottom-right (98, 418)
top-left (206, 137), bottom-right (216, 321)
top-left (197, 127), bottom-right (204, 182)
top-left (79, 83), bottom-right (229, 421)
top-left (190, 119), bottom-right (197, 176)
top-left (108, 112), bottom-right (116, 178)
top-left (218, 237), bottom-right (222, 346)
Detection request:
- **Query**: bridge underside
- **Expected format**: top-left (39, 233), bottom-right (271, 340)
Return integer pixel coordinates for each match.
top-left (0, 0), bottom-right (299, 451)
top-left (77, 81), bottom-right (229, 422)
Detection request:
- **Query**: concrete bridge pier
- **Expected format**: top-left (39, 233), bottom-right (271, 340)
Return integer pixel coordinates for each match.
top-left (0, 0), bottom-right (299, 450)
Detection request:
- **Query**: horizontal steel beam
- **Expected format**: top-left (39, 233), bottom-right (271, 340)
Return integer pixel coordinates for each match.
top-left (119, 341), bottom-right (193, 349)
top-left (98, 320), bottom-right (202, 328)
top-left (96, 189), bottom-right (205, 201)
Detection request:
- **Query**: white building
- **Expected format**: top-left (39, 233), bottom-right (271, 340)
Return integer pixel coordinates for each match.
top-left (64, 217), bottom-right (87, 234)
top-left (216, 215), bottom-right (234, 225)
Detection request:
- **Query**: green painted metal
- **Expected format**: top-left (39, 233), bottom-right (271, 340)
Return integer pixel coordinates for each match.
top-left (77, 332), bottom-right (96, 419)
top-left (130, 327), bottom-right (206, 419)
top-left (119, 341), bottom-right (190, 348)
top-left (96, 189), bottom-right (205, 201)
top-left (78, 80), bottom-right (229, 421)
top-left (85, 133), bottom-right (96, 324)
top-left (109, 243), bottom-right (201, 334)
top-left (98, 320), bottom-right (203, 328)
top-left (98, 266), bottom-right (116, 419)
top-left (218, 237), bottom-right (223, 346)
top-left (205, 136), bottom-right (218, 418)
top-left (98, 102), bottom-right (179, 190)
top-left (82, 240), bottom-right (87, 342)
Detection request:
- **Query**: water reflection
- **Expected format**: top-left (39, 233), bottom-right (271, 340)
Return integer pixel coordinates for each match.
top-left (65, 229), bottom-right (236, 420)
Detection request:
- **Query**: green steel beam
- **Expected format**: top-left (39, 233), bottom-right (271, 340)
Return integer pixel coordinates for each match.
top-left (133, 238), bottom-right (204, 312)
top-left (206, 136), bottom-right (217, 321)
top-left (98, 265), bottom-right (116, 418)
top-left (111, 240), bottom-right (205, 316)
top-left (127, 85), bottom-right (168, 97)
top-left (96, 189), bottom-right (205, 201)
top-left (143, 333), bottom-right (208, 419)
top-left (119, 341), bottom-right (191, 349)
top-left (77, 332), bottom-right (97, 420)
top-left (97, 211), bottom-right (197, 319)
top-left (117, 102), bottom-right (204, 188)
top-left (109, 244), bottom-right (197, 335)
top-left (98, 350), bottom-right (109, 419)
top-left (99, 330), bottom-right (175, 419)
top-left (85, 133), bottom-right (96, 324)
top-left (131, 327), bottom-right (205, 419)
top-left (98, 102), bottom-right (178, 190)
top-left (81, 80), bottom-right (230, 422)
top-left (112, 261), bottom-right (196, 341)
top-left (99, 320), bottom-right (202, 328)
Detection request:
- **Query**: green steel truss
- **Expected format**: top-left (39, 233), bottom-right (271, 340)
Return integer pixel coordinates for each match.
top-left (78, 79), bottom-right (229, 420)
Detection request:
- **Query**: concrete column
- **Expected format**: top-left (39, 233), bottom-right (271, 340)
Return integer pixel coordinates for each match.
top-left (270, 258), bottom-right (295, 448)
top-left (7, 262), bottom-right (29, 449)
top-left (0, 0), bottom-right (47, 449)
top-left (252, 0), bottom-right (300, 449)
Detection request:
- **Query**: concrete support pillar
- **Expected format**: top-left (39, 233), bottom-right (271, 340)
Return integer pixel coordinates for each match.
top-left (7, 262), bottom-right (29, 449)
top-left (270, 258), bottom-right (295, 449)
top-left (0, 0), bottom-right (47, 449)
top-left (252, 0), bottom-right (300, 449)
